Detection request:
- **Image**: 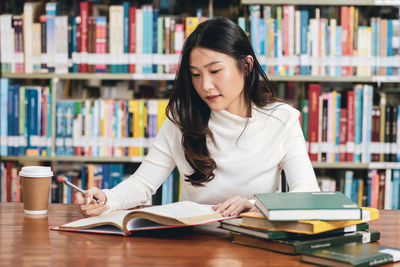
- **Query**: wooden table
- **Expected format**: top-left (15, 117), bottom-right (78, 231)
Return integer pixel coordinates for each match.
top-left (1, 203), bottom-right (399, 266)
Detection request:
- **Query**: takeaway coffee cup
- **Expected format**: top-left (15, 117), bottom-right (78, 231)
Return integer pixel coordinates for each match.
top-left (19, 166), bottom-right (53, 215)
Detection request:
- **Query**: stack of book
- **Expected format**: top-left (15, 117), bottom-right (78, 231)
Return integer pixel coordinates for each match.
top-left (220, 192), bottom-right (400, 266)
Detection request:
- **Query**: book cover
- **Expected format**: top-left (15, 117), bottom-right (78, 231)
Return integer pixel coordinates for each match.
top-left (254, 192), bottom-right (361, 221)
top-left (301, 242), bottom-right (400, 267)
top-left (232, 230), bottom-right (379, 255)
top-left (308, 83), bottom-right (321, 161)
top-left (53, 201), bottom-right (235, 236)
top-left (220, 218), bottom-right (369, 241)
top-left (240, 207), bottom-right (378, 235)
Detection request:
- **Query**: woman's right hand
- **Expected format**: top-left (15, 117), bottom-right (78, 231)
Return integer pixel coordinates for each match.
top-left (74, 187), bottom-right (109, 217)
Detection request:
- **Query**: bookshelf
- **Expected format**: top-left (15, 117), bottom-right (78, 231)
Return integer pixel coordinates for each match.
top-left (240, 0), bottom-right (400, 209)
top-left (241, 0), bottom-right (400, 5)
top-left (5, 73), bottom-right (400, 83)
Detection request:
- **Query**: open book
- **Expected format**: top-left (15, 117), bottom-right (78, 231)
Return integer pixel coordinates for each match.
top-left (53, 201), bottom-right (234, 236)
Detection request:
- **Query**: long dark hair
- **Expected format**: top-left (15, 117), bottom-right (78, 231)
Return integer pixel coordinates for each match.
top-left (166, 17), bottom-right (278, 186)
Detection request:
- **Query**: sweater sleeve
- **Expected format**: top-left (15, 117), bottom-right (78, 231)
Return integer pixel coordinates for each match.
top-left (279, 110), bottom-right (320, 192)
top-left (102, 119), bottom-right (178, 211)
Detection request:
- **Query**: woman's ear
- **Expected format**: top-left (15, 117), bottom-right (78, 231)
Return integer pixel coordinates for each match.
top-left (243, 55), bottom-right (254, 76)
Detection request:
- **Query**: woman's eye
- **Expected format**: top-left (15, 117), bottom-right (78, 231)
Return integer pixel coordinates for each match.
top-left (211, 69), bottom-right (220, 74)
top-left (191, 73), bottom-right (200, 77)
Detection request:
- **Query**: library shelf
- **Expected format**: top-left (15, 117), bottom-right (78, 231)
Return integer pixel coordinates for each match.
top-left (241, 0), bottom-right (400, 6)
top-left (1, 156), bottom-right (144, 163)
top-left (4, 73), bottom-right (400, 83)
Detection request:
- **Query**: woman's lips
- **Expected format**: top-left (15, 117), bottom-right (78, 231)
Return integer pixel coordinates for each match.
top-left (206, 95), bottom-right (221, 101)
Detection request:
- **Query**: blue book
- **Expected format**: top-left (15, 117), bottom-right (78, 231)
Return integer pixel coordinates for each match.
top-left (19, 86), bottom-right (26, 156)
top-left (45, 2), bottom-right (59, 73)
top-left (63, 101), bottom-right (75, 156)
top-left (387, 20), bottom-right (393, 75)
top-left (354, 85), bottom-right (363, 162)
top-left (376, 19), bottom-right (381, 75)
top-left (351, 178), bottom-right (359, 204)
top-left (71, 17), bottom-right (78, 73)
top-left (371, 18), bottom-right (378, 75)
top-left (110, 164), bottom-right (124, 188)
top-left (142, 5), bottom-right (153, 73)
top-left (392, 170), bottom-right (400, 209)
top-left (80, 165), bottom-right (87, 190)
top-left (102, 164), bottom-right (110, 189)
top-left (238, 17), bottom-right (246, 32)
top-left (25, 88), bottom-right (40, 155)
top-left (259, 18), bottom-right (266, 72)
top-left (366, 170), bottom-right (372, 207)
top-left (13, 85), bottom-right (20, 156)
top-left (46, 85), bottom-right (52, 156)
top-left (335, 26), bottom-right (342, 76)
top-left (300, 10), bottom-right (309, 75)
top-left (249, 5), bottom-right (260, 56)
top-left (55, 102), bottom-right (65, 156)
top-left (7, 85), bottom-right (14, 155)
top-left (274, 19), bottom-right (279, 74)
top-left (122, 2), bottom-right (130, 73)
top-left (344, 170), bottom-right (353, 199)
top-left (152, 9), bottom-right (159, 73)
top-left (397, 106), bottom-right (400, 162)
top-left (0, 78), bottom-right (8, 156)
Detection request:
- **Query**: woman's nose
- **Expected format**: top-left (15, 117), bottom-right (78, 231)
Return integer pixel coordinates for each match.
top-left (201, 75), bottom-right (214, 92)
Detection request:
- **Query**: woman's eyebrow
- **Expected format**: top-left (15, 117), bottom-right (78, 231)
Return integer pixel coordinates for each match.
top-left (190, 61), bottom-right (223, 69)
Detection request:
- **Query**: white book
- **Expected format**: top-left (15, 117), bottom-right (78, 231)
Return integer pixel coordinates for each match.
top-left (23, 2), bottom-right (41, 73)
top-left (55, 16), bottom-right (69, 74)
top-left (135, 8), bottom-right (143, 74)
top-left (384, 169), bottom-right (392, 209)
top-left (310, 18), bottom-right (319, 76)
top-left (329, 19), bottom-right (337, 76)
top-left (361, 84), bottom-right (373, 163)
top-left (109, 5), bottom-right (124, 73)
top-left (32, 23), bottom-right (41, 73)
top-left (0, 14), bottom-right (13, 73)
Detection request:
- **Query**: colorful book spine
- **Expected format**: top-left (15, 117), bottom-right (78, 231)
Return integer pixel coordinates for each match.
top-left (0, 78), bottom-right (8, 156)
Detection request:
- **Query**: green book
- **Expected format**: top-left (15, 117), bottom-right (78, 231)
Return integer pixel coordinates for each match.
top-left (301, 242), bottom-right (400, 267)
top-left (254, 192), bottom-right (361, 221)
top-left (232, 230), bottom-right (380, 255)
top-left (220, 218), bottom-right (369, 240)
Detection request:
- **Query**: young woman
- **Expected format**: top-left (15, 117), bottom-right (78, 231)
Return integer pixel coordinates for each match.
top-left (75, 17), bottom-right (320, 217)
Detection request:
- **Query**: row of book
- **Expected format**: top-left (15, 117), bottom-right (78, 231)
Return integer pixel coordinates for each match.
top-left (317, 169), bottom-right (400, 210)
top-left (0, 161), bottom-right (179, 205)
top-left (0, 79), bottom-right (169, 157)
top-left (304, 83), bottom-right (400, 163)
top-left (0, 2), bottom-right (205, 74)
top-left (2, 2), bottom-right (400, 77)
top-left (248, 5), bottom-right (400, 77)
top-left (220, 192), bottom-right (400, 266)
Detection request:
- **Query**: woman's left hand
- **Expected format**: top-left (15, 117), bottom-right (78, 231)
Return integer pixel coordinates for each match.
top-left (212, 196), bottom-right (258, 217)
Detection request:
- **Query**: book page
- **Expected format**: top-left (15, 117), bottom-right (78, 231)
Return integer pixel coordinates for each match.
top-left (60, 210), bottom-right (133, 229)
top-left (137, 201), bottom-right (217, 220)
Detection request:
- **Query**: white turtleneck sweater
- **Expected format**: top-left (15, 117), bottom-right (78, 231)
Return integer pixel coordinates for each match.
top-left (103, 102), bottom-right (320, 211)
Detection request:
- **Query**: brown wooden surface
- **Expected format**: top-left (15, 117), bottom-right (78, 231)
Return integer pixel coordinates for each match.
top-left (0, 203), bottom-right (399, 267)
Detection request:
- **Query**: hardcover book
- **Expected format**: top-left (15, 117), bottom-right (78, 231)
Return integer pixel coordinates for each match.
top-left (301, 242), bottom-right (400, 267)
top-left (232, 230), bottom-right (380, 255)
top-left (53, 201), bottom-right (234, 236)
top-left (240, 206), bottom-right (378, 235)
top-left (220, 218), bottom-right (369, 240)
top-left (254, 192), bottom-right (361, 221)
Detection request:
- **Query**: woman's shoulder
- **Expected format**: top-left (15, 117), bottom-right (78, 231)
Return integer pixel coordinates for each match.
top-left (255, 102), bottom-right (300, 123)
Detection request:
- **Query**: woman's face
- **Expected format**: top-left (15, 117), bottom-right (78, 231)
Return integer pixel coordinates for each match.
top-left (189, 47), bottom-right (248, 118)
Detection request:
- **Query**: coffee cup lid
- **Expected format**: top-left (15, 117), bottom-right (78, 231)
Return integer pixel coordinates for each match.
top-left (19, 166), bottom-right (53, 178)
